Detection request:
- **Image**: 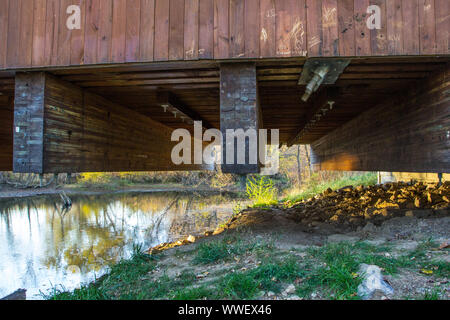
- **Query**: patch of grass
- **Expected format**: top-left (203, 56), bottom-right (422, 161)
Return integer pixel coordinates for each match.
top-left (173, 286), bottom-right (215, 300)
top-left (47, 244), bottom-right (158, 300)
top-left (217, 257), bottom-right (303, 299)
top-left (296, 241), bottom-right (409, 299)
top-left (284, 172), bottom-right (377, 204)
top-left (192, 234), bottom-right (273, 265)
top-left (422, 287), bottom-right (445, 300)
top-left (44, 283), bottom-right (108, 300)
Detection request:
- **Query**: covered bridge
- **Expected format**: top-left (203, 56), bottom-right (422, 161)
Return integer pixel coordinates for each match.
top-left (0, 0), bottom-right (448, 174)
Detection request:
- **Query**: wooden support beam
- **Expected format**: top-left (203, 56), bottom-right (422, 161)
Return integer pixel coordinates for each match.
top-left (0, 95), bottom-right (13, 170)
top-left (310, 66), bottom-right (450, 173)
top-left (220, 63), bottom-right (261, 174)
top-left (13, 72), bottom-right (212, 173)
top-left (288, 87), bottom-right (339, 146)
top-left (156, 91), bottom-right (214, 129)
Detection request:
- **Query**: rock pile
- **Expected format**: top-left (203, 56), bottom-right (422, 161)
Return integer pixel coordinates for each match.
top-left (285, 182), bottom-right (450, 227)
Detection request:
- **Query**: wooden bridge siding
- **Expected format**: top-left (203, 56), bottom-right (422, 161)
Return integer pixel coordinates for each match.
top-left (12, 72), bottom-right (212, 173)
top-left (310, 65), bottom-right (450, 173)
top-left (0, 95), bottom-right (13, 171)
top-left (0, 0), bottom-right (448, 70)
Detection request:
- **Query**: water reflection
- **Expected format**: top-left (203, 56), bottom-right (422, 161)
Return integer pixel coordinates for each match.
top-left (0, 191), bottom-right (242, 299)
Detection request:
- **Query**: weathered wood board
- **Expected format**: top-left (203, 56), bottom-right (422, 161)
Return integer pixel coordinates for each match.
top-left (13, 72), bottom-right (212, 173)
top-left (0, 0), bottom-right (448, 70)
top-left (310, 65), bottom-right (450, 173)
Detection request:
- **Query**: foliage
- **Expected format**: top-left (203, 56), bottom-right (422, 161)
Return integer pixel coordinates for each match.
top-left (192, 234), bottom-right (273, 265)
top-left (246, 176), bottom-right (278, 207)
top-left (284, 171), bottom-right (377, 204)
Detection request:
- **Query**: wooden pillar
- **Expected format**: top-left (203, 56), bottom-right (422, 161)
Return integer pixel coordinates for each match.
top-left (13, 72), bottom-right (211, 173)
top-left (310, 67), bottom-right (450, 173)
top-left (220, 63), bottom-right (261, 174)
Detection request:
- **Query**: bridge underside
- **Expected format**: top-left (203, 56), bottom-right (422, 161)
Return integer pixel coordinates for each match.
top-left (0, 56), bottom-right (449, 173)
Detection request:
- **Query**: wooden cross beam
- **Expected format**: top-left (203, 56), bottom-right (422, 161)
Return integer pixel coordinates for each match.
top-left (288, 87), bottom-right (339, 147)
top-left (156, 91), bottom-right (214, 129)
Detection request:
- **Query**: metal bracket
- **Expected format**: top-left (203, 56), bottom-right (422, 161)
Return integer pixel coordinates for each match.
top-left (298, 58), bottom-right (351, 86)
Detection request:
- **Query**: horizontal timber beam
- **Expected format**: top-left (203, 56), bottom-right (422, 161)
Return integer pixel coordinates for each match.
top-left (288, 87), bottom-right (340, 146)
top-left (156, 91), bottom-right (214, 129)
top-left (13, 72), bottom-right (212, 174)
top-left (310, 66), bottom-right (450, 173)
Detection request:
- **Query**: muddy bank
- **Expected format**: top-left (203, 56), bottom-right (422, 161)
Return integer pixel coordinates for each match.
top-left (0, 183), bottom-right (225, 200)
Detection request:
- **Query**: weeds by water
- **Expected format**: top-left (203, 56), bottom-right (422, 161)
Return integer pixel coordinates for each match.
top-left (284, 172), bottom-right (377, 204)
top-left (246, 176), bottom-right (278, 208)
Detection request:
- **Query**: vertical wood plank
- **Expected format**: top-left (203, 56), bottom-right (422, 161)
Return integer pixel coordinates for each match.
top-left (419, 0), bottom-right (436, 54)
top-left (199, 0), bottom-right (214, 59)
top-left (70, 0), bottom-right (86, 65)
top-left (306, 0), bottom-right (323, 57)
top-left (260, 0), bottom-right (276, 57)
top-left (276, 0), bottom-right (307, 57)
top-left (97, 0), bottom-right (113, 63)
top-left (0, 0), bottom-right (9, 68)
top-left (244, 0), bottom-right (260, 58)
top-left (125, 0), bottom-right (141, 62)
top-left (370, 0), bottom-right (387, 55)
top-left (19, 0), bottom-right (34, 67)
top-left (6, 0), bottom-right (20, 67)
top-left (140, 0), bottom-right (155, 61)
top-left (337, 0), bottom-right (355, 56)
top-left (322, 0), bottom-right (339, 56)
top-left (57, 0), bottom-right (72, 66)
top-left (32, 0), bottom-right (47, 67)
top-left (402, 0), bottom-right (420, 55)
top-left (169, 0), bottom-right (185, 60)
top-left (386, 0), bottom-right (403, 55)
top-left (84, 0), bottom-right (99, 64)
top-left (154, 0), bottom-right (170, 61)
top-left (184, 0), bottom-right (199, 60)
top-left (111, 0), bottom-right (126, 63)
top-left (230, 0), bottom-right (245, 58)
top-left (44, 0), bottom-right (60, 66)
top-left (435, 0), bottom-right (449, 54)
top-left (354, 0), bottom-right (370, 56)
top-left (214, 0), bottom-right (229, 59)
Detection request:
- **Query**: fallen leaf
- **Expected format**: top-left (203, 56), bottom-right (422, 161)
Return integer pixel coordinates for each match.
top-left (421, 269), bottom-right (434, 275)
top-left (438, 242), bottom-right (450, 250)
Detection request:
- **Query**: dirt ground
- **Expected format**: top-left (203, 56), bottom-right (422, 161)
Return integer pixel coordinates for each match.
top-left (0, 183), bottom-right (213, 199)
top-left (147, 207), bottom-right (449, 300)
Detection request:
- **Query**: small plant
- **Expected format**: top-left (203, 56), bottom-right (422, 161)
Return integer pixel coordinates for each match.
top-left (246, 176), bottom-right (278, 208)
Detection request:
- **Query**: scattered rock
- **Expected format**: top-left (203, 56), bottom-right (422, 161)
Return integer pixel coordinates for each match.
top-left (357, 264), bottom-right (394, 300)
top-left (362, 222), bottom-right (377, 233)
top-left (282, 284), bottom-right (296, 296)
top-left (186, 235), bottom-right (196, 243)
top-left (287, 182), bottom-right (449, 227)
top-left (1, 289), bottom-right (26, 300)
